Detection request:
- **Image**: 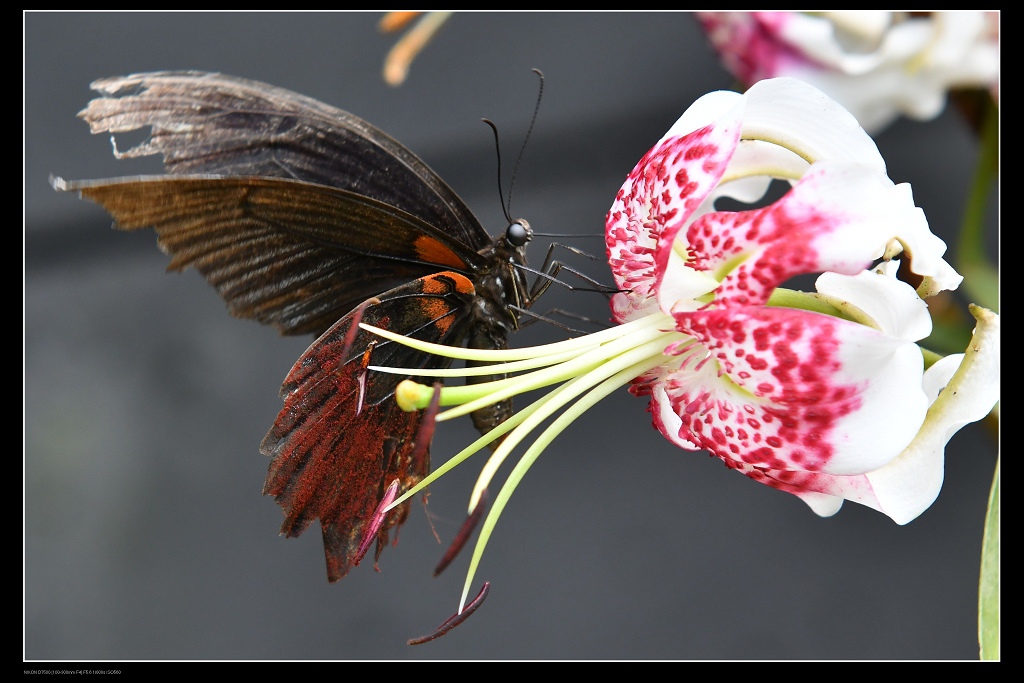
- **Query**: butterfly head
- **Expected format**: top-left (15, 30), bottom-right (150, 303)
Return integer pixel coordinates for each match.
top-left (505, 219), bottom-right (532, 249)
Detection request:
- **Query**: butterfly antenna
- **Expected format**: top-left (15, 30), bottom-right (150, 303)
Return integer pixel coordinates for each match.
top-left (482, 68), bottom-right (545, 224)
top-left (506, 68), bottom-right (544, 216)
top-left (481, 118), bottom-right (514, 225)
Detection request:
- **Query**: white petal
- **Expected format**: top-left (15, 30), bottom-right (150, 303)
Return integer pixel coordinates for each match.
top-left (660, 90), bottom-right (743, 141)
top-left (865, 306), bottom-right (1000, 524)
top-left (741, 77), bottom-right (884, 168)
top-left (821, 11), bottom-right (891, 43)
top-left (916, 258), bottom-right (965, 299)
top-left (778, 12), bottom-right (894, 75)
top-left (721, 139), bottom-right (808, 185)
top-left (824, 322), bottom-right (928, 473)
top-left (877, 183), bottom-right (963, 294)
top-left (794, 490), bottom-right (846, 517)
top-left (815, 267), bottom-right (932, 342)
top-left (792, 162), bottom-right (960, 295)
top-left (922, 353), bottom-right (963, 403)
top-left (688, 161), bottom-right (959, 306)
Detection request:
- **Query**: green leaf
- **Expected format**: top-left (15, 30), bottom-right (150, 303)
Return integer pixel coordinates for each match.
top-left (979, 456), bottom-right (999, 660)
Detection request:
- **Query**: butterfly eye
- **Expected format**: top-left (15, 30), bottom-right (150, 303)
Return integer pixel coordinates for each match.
top-left (506, 220), bottom-right (532, 247)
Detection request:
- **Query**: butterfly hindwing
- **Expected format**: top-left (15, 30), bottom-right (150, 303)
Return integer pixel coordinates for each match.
top-left (260, 271), bottom-right (478, 581)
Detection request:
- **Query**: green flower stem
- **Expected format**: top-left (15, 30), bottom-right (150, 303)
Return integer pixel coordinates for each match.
top-left (956, 95), bottom-right (999, 313)
top-left (954, 99), bottom-right (1000, 662)
top-left (978, 456), bottom-right (1000, 660)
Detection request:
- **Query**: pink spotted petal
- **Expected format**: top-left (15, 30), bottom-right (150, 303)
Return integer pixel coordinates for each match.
top-left (728, 79), bottom-right (959, 295)
top-left (658, 304), bottom-right (927, 476)
top-left (647, 365), bottom-right (710, 453)
top-left (606, 93), bottom-right (743, 321)
top-left (731, 312), bottom-right (997, 524)
top-left (679, 161), bottom-right (931, 309)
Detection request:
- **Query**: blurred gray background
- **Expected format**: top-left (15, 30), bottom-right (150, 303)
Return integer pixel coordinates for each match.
top-left (26, 12), bottom-right (998, 660)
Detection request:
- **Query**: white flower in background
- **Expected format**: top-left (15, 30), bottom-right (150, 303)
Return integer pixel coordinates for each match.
top-left (696, 11), bottom-right (1000, 133)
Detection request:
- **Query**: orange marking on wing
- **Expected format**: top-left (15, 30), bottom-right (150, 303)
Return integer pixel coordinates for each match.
top-left (415, 235), bottom-right (469, 269)
top-left (417, 273), bottom-right (477, 335)
top-left (419, 298), bottom-right (455, 335)
top-left (421, 272), bottom-right (476, 295)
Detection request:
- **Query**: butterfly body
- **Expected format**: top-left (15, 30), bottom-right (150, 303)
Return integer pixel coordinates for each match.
top-left (53, 71), bottom-right (536, 582)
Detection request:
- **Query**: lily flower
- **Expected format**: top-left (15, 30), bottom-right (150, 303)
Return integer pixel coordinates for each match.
top-left (365, 77), bottom-right (1000, 631)
top-left (695, 11), bottom-right (1000, 134)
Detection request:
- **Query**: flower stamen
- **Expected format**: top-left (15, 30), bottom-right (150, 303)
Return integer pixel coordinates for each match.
top-left (355, 478), bottom-right (399, 567)
top-left (406, 581), bottom-right (491, 645)
top-left (434, 488), bottom-right (489, 577)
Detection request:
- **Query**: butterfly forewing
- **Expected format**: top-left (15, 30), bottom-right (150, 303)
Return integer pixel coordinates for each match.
top-left (79, 71), bottom-right (492, 251)
top-left (58, 174), bottom-right (486, 336)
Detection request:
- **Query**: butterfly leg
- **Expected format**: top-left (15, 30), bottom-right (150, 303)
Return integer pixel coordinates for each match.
top-left (522, 241), bottom-right (619, 305)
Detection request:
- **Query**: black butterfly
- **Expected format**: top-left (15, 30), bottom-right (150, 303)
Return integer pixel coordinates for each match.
top-left (52, 71), bottom-right (554, 583)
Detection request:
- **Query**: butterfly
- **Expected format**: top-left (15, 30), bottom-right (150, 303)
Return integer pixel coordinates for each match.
top-left (52, 71), bottom-right (552, 583)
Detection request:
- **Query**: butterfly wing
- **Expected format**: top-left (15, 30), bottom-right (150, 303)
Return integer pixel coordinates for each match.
top-left (55, 174), bottom-right (488, 337)
top-left (78, 71), bottom-right (493, 252)
top-left (260, 271), bottom-right (479, 581)
top-left (57, 72), bottom-right (518, 582)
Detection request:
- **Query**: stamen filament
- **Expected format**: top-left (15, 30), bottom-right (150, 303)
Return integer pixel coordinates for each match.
top-left (467, 336), bottom-right (680, 510)
top-left (377, 313), bottom-right (683, 513)
top-left (369, 344), bottom-right (600, 377)
top-left (437, 320), bottom-right (679, 421)
top-left (458, 350), bottom-right (672, 612)
top-left (364, 310), bottom-right (690, 616)
top-left (360, 313), bottom-right (666, 362)
top-left (384, 396), bottom-right (540, 511)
